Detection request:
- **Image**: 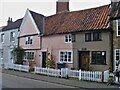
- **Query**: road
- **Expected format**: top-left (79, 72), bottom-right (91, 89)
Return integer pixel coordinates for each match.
top-left (2, 73), bottom-right (77, 88)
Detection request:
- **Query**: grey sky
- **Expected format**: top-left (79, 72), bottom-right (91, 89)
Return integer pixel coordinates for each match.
top-left (0, 0), bottom-right (111, 26)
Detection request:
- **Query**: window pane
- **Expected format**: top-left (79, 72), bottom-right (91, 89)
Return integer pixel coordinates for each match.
top-left (85, 33), bottom-right (91, 41)
top-left (60, 51), bottom-right (72, 63)
top-left (93, 32), bottom-right (101, 41)
top-left (92, 51), bottom-right (106, 65)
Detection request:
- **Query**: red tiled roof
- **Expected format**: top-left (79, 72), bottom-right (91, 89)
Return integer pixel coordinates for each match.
top-left (45, 5), bottom-right (110, 35)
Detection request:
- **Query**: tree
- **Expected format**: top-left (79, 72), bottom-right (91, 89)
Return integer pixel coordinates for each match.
top-left (12, 47), bottom-right (24, 64)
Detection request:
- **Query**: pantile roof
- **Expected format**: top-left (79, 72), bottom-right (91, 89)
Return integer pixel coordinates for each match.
top-left (45, 5), bottom-right (110, 35)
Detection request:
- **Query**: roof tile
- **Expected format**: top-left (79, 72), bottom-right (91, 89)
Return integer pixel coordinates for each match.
top-left (45, 5), bottom-right (110, 35)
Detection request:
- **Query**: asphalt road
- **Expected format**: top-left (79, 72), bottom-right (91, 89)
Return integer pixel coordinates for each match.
top-left (2, 73), bottom-right (77, 88)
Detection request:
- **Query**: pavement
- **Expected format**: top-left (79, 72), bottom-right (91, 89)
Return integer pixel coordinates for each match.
top-left (2, 69), bottom-right (120, 89)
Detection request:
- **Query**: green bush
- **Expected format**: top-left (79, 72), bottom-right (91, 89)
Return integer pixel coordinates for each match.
top-left (46, 58), bottom-right (55, 68)
top-left (107, 76), bottom-right (114, 85)
top-left (12, 47), bottom-right (24, 64)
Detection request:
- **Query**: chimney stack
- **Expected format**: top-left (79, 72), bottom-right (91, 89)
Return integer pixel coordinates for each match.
top-left (7, 17), bottom-right (13, 25)
top-left (56, 0), bottom-right (69, 13)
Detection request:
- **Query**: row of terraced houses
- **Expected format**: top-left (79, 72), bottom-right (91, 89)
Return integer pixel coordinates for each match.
top-left (0, 0), bottom-right (120, 72)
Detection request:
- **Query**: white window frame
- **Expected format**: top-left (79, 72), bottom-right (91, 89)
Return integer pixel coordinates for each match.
top-left (59, 50), bottom-right (73, 63)
top-left (1, 33), bottom-right (4, 43)
top-left (114, 49), bottom-right (120, 70)
top-left (64, 34), bottom-right (72, 43)
top-left (116, 19), bottom-right (120, 36)
top-left (25, 36), bottom-right (33, 45)
top-left (24, 51), bottom-right (35, 61)
top-left (10, 31), bottom-right (15, 42)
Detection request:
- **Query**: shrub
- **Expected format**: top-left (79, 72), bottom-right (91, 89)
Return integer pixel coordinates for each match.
top-left (12, 47), bottom-right (24, 64)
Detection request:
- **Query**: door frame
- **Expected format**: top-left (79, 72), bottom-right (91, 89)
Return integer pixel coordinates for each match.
top-left (78, 51), bottom-right (90, 70)
top-left (40, 50), bottom-right (47, 67)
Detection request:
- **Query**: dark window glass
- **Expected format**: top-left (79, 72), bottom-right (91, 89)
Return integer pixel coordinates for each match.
top-left (91, 51), bottom-right (106, 65)
top-left (93, 32), bottom-right (101, 41)
top-left (72, 34), bottom-right (76, 42)
top-left (85, 33), bottom-right (91, 42)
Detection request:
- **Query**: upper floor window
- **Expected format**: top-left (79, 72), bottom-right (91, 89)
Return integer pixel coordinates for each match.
top-left (85, 33), bottom-right (91, 42)
top-left (60, 51), bottom-right (72, 63)
top-left (85, 32), bottom-right (102, 42)
top-left (10, 32), bottom-right (15, 42)
top-left (117, 19), bottom-right (120, 36)
top-left (25, 36), bottom-right (33, 44)
top-left (72, 34), bottom-right (76, 42)
top-left (93, 32), bottom-right (101, 41)
top-left (65, 34), bottom-right (72, 43)
top-left (1, 33), bottom-right (4, 43)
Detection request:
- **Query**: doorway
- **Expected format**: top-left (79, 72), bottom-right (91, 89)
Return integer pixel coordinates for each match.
top-left (42, 52), bottom-right (47, 67)
top-left (78, 51), bottom-right (90, 70)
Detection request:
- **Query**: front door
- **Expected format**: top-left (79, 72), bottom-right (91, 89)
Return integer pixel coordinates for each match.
top-left (42, 52), bottom-right (47, 67)
top-left (79, 51), bottom-right (90, 70)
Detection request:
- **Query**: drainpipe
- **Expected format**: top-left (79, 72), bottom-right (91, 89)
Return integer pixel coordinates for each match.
top-left (109, 16), bottom-right (114, 72)
top-left (40, 16), bottom-right (45, 50)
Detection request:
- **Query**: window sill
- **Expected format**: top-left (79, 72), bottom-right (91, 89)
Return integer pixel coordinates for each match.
top-left (91, 63), bottom-right (107, 65)
top-left (93, 39), bottom-right (102, 41)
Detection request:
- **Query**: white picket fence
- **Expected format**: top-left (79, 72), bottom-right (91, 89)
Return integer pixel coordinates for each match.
top-left (4, 63), bottom-right (29, 72)
top-left (35, 67), bottom-right (60, 77)
top-left (80, 70), bottom-right (102, 82)
top-left (3, 63), bottom-right (109, 82)
top-left (35, 67), bottom-right (103, 82)
top-left (61, 68), bottom-right (79, 78)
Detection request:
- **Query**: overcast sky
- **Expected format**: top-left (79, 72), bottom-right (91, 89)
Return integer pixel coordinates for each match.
top-left (0, 0), bottom-right (111, 26)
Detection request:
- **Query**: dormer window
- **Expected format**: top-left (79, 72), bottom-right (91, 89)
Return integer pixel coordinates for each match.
top-left (25, 36), bottom-right (33, 44)
top-left (117, 19), bottom-right (120, 36)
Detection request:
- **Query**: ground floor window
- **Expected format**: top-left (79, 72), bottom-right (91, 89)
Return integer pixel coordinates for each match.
top-left (24, 52), bottom-right (34, 61)
top-left (115, 49), bottom-right (120, 69)
top-left (60, 51), bottom-right (72, 63)
top-left (1, 51), bottom-right (3, 59)
top-left (91, 51), bottom-right (106, 65)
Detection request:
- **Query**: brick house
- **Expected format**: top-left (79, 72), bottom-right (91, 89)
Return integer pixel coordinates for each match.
top-left (110, 1), bottom-right (120, 71)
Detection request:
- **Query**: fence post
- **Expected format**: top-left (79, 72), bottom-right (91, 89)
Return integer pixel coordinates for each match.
top-left (79, 69), bottom-right (81, 80)
top-left (103, 70), bottom-right (109, 82)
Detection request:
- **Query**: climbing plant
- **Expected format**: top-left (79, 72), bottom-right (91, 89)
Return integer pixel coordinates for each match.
top-left (12, 47), bottom-right (24, 64)
top-left (46, 52), bottom-right (55, 68)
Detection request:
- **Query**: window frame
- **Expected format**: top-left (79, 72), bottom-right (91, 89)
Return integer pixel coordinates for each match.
top-left (1, 33), bottom-right (5, 43)
top-left (64, 34), bottom-right (72, 43)
top-left (93, 32), bottom-right (102, 41)
top-left (116, 19), bottom-right (120, 36)
top-left (10, 31), bottom-right (15, 42)
top-left (59, 50), bottom-right (73, 63)
top-left (24, 52), bottom-right (34, 61)
top-left (85, 33), bottom-right (91, 42)
top-left (91, 51), bottom-right (106, 65)
top-left (25, 36), bottom-right (33, 45)
top-left (114, 49), bottom-right (120, 70)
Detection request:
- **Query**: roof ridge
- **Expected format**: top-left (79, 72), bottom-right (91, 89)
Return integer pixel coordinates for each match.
top-left (29, 9), bottom-right (45, 17)
top-left (46, 4), bottom-right (110, 18)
